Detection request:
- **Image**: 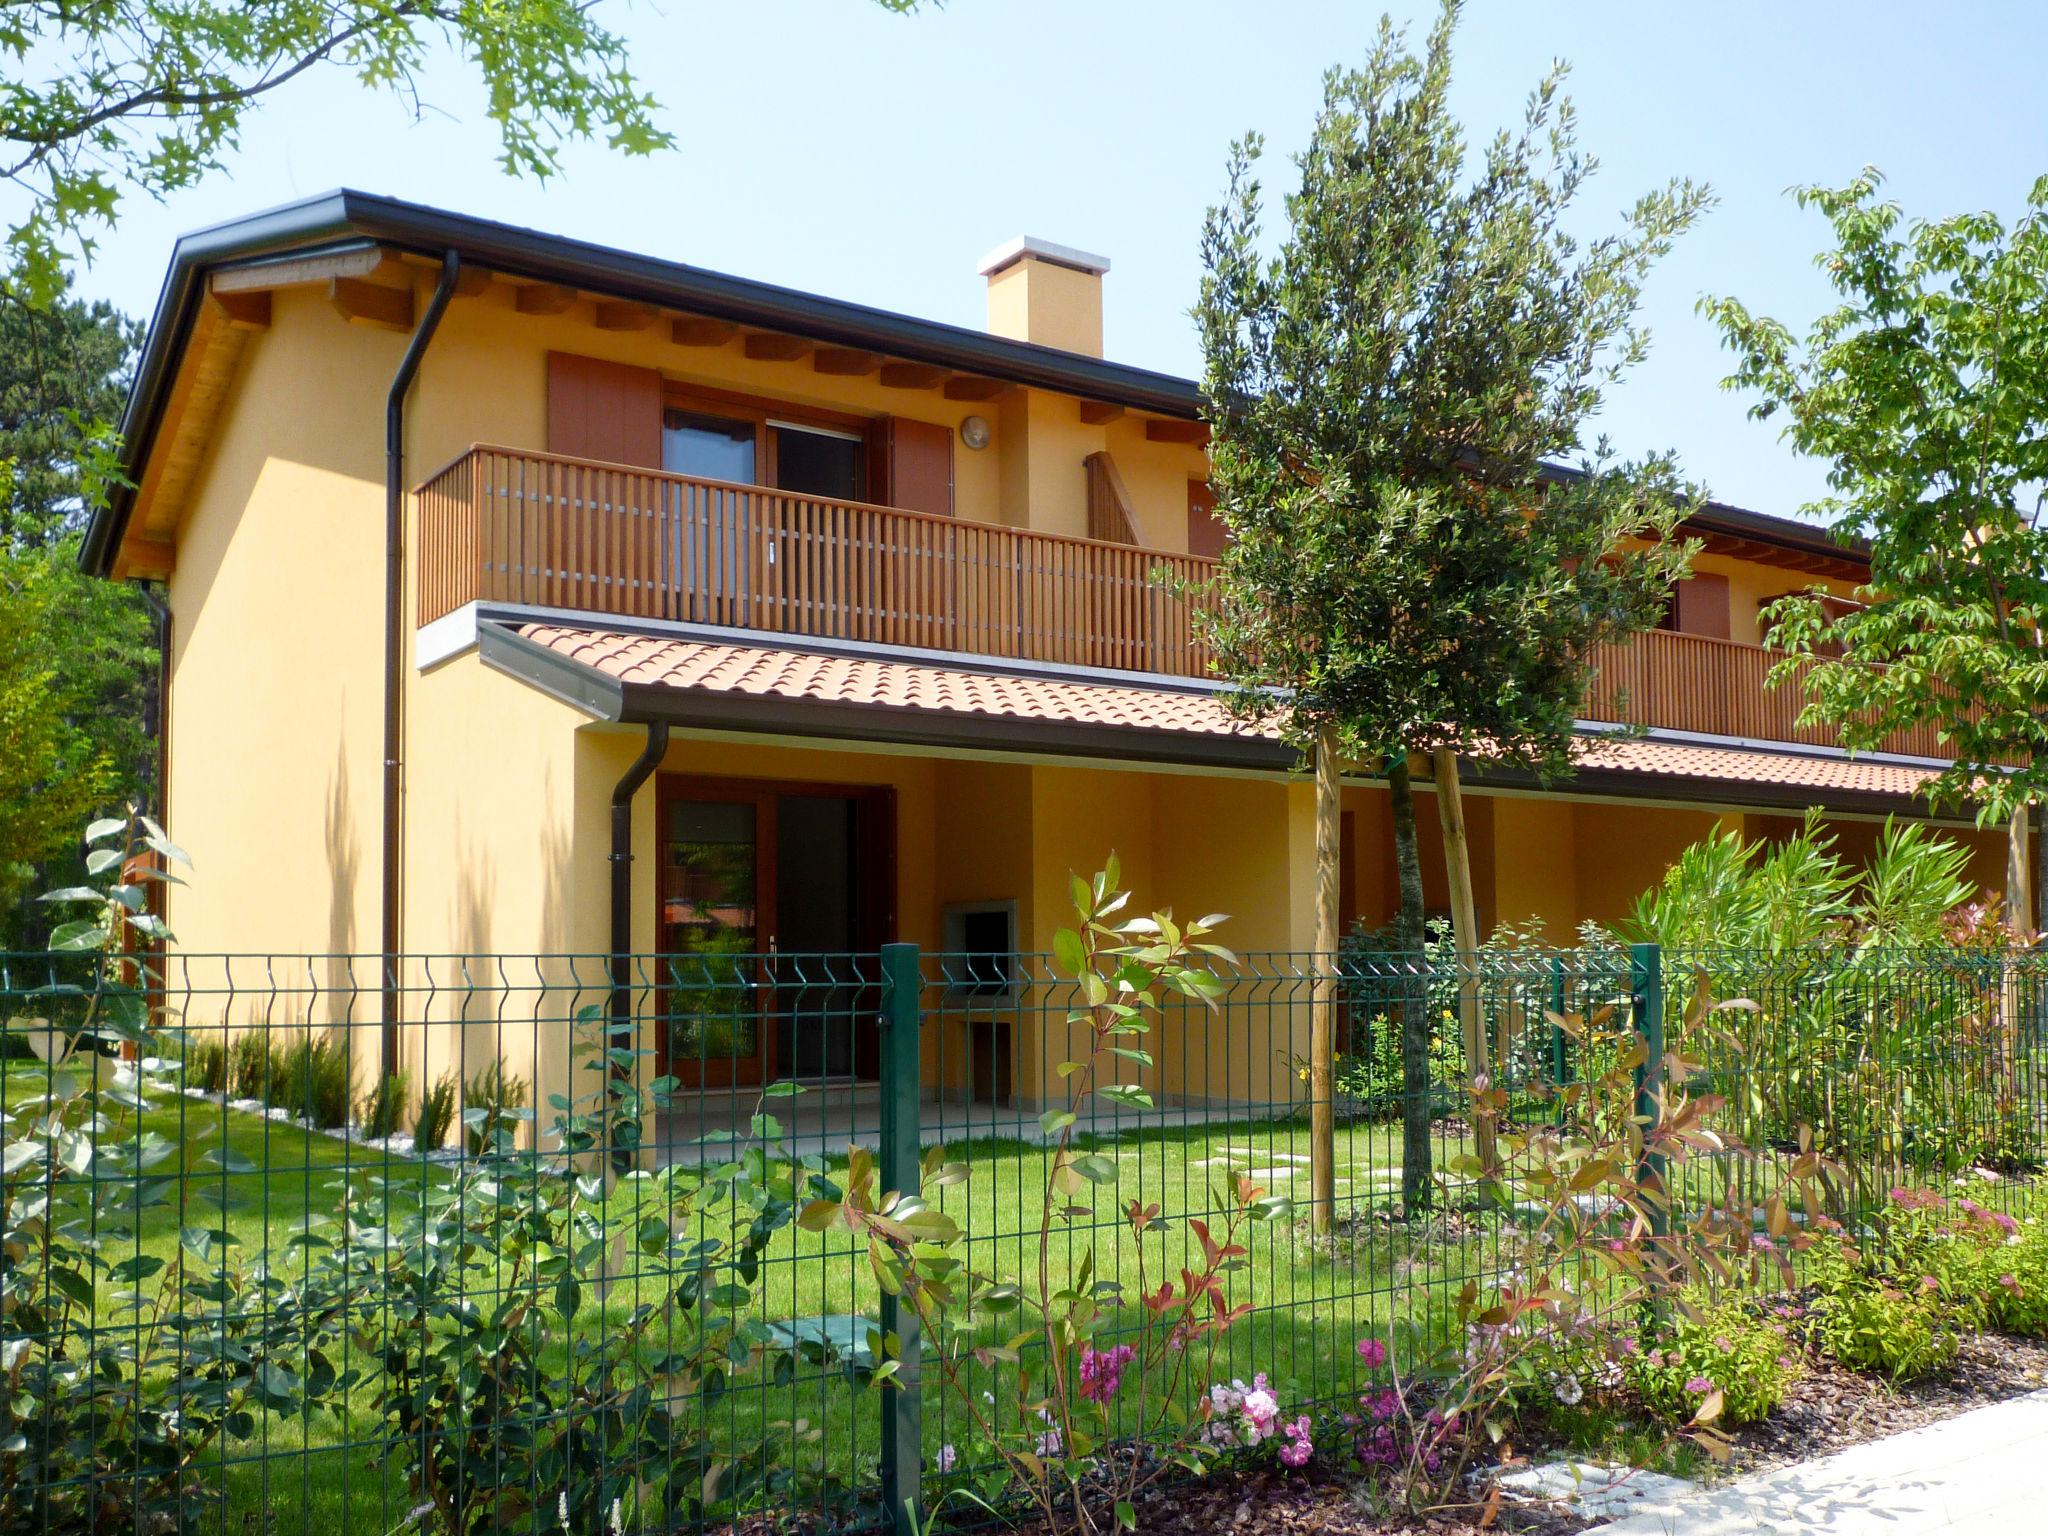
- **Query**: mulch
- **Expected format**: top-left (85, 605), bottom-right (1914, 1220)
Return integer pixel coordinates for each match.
top-left (961, 1331), bottom-right (2048, 1536)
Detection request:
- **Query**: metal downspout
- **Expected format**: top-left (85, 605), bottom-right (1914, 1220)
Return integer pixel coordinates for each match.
top-left (381, 251), bottom-right (461, 1073)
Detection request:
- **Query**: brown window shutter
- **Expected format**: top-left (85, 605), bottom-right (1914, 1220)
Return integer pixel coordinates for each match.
top-left (546, 351), bottom-right (663, 467)
top-left (1673, 571), bottom-right (1732, 640)
top-left (1186, 478), bottom-right (1227, 559)
top-left (867, 416), bottom-right (954, 516)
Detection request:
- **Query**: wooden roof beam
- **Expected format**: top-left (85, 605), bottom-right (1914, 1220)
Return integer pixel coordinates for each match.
top-left (514, 282), bottom-right (577, 315)
top-left (593, 299), bottom-right (658, 331)
top-left (211, 246), bottom-right (393, 294)
top-left (814, 347), bottom-right (883, 376)
top-left (1078, 400), bottom-right (1124, 425)
top-left (878, 361), bottom-right (948, 390)
top-left (1144, 418), bottom-right (1209, 446)
top-left (742, 332), bottom-right (812, 362)
top-left (211, 290), bottom-right (271, 331)
top-left (328, 276), bottom-right (413, 331)
top-left (942, 375), bottom-right (1007, 401)
top-left (671, 316), bottom-right (737, 347)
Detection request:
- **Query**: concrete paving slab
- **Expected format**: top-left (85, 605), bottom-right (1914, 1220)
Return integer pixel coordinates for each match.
top-left (1586, 1389), bottom-right (2048, 1535)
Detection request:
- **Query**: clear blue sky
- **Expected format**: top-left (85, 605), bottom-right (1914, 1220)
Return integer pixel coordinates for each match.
top-left (62, 0), bottom-right (2048, 519)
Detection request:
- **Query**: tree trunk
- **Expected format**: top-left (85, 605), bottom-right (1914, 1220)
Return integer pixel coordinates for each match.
top-left (1387, 752), bottom-right (1432, 1214)
top-left (2007, 808), bottom-right (2032, 938)
top-left (1310, 722), bottom-right (1340, 1232)
top-left (1431, 747), bottom-right (1498, 1190)
top-left (2030, 798), bottom-right (2045, 940)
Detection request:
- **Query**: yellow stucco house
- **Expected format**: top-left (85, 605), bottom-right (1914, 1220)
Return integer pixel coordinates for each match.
top-left (85, 191), bottom-right (2005, 1132)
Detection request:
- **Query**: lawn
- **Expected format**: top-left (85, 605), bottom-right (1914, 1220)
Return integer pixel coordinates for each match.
top-left (3, 1059), bottom-right (1514, 1534)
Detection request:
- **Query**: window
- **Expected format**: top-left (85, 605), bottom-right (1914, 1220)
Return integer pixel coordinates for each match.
top-left (663, 410), bottom-right (755, 483)
top-left (771, 422), bottom-right (864, 500)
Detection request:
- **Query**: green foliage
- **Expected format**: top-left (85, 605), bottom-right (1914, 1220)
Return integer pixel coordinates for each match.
top-left (229, 1029), bottom-right (284, 1103)
top-left (1625, 812), bottom-right (1974, 953)
top-left (0, 281), bottom-right (138, 544)
top-left (279, 1033), bottom-right (351, 1131)
top-left (844, 859), bottom-right (1274, 1536)
top-left (1987, 1204), bottom-right (2048, 1338)
top-left (332, 1016), bottom-right (857, 1535)
top-left (461, 1058), bottom-right (528, 1154)
top-left (412, 1070), bottom-right (457, 1152)
top-left (1194, 0), bottom-right (1705, 1210)
top-left (1631, 1297), bottom-right (1801, 1428)
top-left (1195, 0), bottom-right (1705, 778)
top-left (1704, 169), bottom-right (2048, 827)
top-left (358, 1069), bottom-right (410, 1140)
top-left (1332, 1009), bottom-right (1464, 1120)
top-left (0, 551), bottom-right (123, 914)
top-left (178, 1036), bottom-right (226, 1095)
top-left (1812, 1270), bottom-right (1958, 1382)
top-left (1, 810), bottom-right (354, 1533)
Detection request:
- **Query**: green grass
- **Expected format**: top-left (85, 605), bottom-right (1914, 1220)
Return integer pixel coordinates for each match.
top-left (4, 1064), bottom-right (1512, 1534)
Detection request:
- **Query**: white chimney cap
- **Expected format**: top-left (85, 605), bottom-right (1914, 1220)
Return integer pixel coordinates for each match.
top-left (977, 236), bottom-right (1112, 279)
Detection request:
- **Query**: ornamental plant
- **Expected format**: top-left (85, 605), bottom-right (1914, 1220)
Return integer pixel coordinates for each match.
top-left (1630, 1295), bottom-right (1802, 1428)
top-left (832, 860), bottom-right (1288, 1536)
top-left (0, 810), bottom-right (354, 1533)
top-left (327, 1020), bottom-right (877, 1535)
top-left (1341, 979), bottom-right (1827, 1509)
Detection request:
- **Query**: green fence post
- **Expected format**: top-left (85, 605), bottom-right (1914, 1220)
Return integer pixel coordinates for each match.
top-left (877, 941), bottom-right (924, 1536)
top-left (1630, 942), bottom-right (1668, 1236)
top-left (1549, 955), bottom-right (1569, 1126)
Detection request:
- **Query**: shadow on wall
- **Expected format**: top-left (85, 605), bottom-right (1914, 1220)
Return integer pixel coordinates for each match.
top-left (324, 734), bottom-right (359, 1013)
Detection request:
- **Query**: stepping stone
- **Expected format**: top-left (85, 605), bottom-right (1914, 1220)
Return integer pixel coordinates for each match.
top-left (1498, 1461), bottom-right (1696, 1520)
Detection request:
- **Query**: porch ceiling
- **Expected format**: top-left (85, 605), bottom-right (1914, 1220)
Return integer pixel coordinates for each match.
top-left (476, 619), bottom-right (1947, 813)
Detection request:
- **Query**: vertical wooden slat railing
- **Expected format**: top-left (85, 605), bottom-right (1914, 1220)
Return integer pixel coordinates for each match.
top-left (418, 444), bottom-right (1944, 759)
top-left (416, 444), bottom-right (1219, 677)
top-left (1583, 627), bottom-right (1949, 759)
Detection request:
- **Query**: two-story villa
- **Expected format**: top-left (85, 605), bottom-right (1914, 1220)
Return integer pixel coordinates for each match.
top-left (85, 191), bottom-right (2005, 1115)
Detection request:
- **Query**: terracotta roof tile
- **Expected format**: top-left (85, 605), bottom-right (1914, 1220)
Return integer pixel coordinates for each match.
top-left (507, 623), bottom-right (1941, 804)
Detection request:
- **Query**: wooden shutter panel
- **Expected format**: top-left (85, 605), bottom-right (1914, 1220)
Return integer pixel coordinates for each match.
top-left (546, 351), bottom-right (663, 467)
top-left (1186, 478), bottom-right (1227, 559)
top-left (867, 416), bottom-right (954, 516)
top-left (1673, 572), bottom-right (1731, 640)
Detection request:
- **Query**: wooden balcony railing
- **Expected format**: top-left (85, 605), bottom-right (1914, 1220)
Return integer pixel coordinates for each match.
top-left (417, 445), bottom-right (1217, 675)
top-left (1583, 627), bottom-right (1949, 760)
top-left (417, 444), bottom-right (1948, 762)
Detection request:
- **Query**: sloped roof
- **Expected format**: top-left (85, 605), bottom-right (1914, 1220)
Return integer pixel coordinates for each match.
top-left (481, 620), bottom-right (1945, 815)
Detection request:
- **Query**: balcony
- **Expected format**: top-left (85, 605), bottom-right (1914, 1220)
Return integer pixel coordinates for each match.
top-left (417, 445), bottom-right (1214, 676)
top-left (1584, 627), bottom-right (1947, 760)
top-left (416, 445), bottom-right (1944, 762)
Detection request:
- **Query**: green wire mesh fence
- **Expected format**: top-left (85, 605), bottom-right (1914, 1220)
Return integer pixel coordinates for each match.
top-left (0, 942), bottom-right (2041, 1534)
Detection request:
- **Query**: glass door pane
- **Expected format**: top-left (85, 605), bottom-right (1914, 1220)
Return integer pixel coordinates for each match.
top-left (661, 797), bottom-right (764, 1082)
top-left (663, 410), bottom-right (757, 624)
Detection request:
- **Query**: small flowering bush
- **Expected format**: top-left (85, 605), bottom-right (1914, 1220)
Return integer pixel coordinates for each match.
top-left (1810, 1267), bottom-right (1958, 1382)
top-left (1986, 1204), bottom-right (2048, 1338)
top-left (1631, 1296), bottom-right (1801, 1427)
top-left (840, 861), bottom-right (1290, 1536)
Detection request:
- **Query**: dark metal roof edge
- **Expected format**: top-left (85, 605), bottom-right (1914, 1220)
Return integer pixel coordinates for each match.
top-left (1533, 460), bottom-right (1863, 567)
top-left (476, 621), bottom-right (627, 721)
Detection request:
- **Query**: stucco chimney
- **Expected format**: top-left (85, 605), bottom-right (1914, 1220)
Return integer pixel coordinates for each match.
top-left (978, 236), bottom-right (1111, 357)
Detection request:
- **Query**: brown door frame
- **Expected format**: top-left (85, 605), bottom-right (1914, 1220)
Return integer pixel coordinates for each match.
top-left (655, 772), bottom-right (897, 1086)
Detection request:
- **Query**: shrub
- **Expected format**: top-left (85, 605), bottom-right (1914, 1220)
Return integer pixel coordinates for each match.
top-left (228, 1029), bottom-right (283, 1102)
top-left (357, 1068), bottom-right (410, 1139)
top-left (0, 812), bottom-right (350, 1533)
top-left (1333, 1009), bottom-right (1464, 1119)
top-left (1987, 1208), bottom-right (2048, 1337)
top-left (179, 1036), bottom-right (227, 1094)
top-left (412, 1070), bottom-right (457, 1151)
top-left (462, 1058), bottom-right (528, 1154)
top-left (334, 1015), bottom-right (836, 1534)
top-left (1631, 1296), bottom-right (1802, 1427)
top-left (278, 1033), bottom-right (351, 1130)
top-left (1813, 1274), bottom-right (1957, 1381)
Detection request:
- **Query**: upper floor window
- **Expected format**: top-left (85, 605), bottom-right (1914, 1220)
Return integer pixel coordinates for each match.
top-left (664, 410), bottom-right (755, 482)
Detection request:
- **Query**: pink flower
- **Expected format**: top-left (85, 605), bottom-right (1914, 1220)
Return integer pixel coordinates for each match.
top-left (1356, 1336), bottom-right (1388, 1369)
top-left (1685, 1376), bottom-right (1715, 1395)
top-left (1919, 1275), bottom-right (1940, 1293)
top-left (934, 1444), bottom-right (957, 1474)
top-left (1998, 1274), bottom-right (2022, 1294)
top-left (1079, 1343), bottom-right (1136, 1404)
top-left (1279, 1416), bottom-right (1313, 1468)
top-left (1242, 1387), bottom-right (1279, 1442)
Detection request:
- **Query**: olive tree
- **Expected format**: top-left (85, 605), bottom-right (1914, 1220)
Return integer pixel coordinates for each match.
top-left (1194, 0), bottom-right (1703, 1215)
